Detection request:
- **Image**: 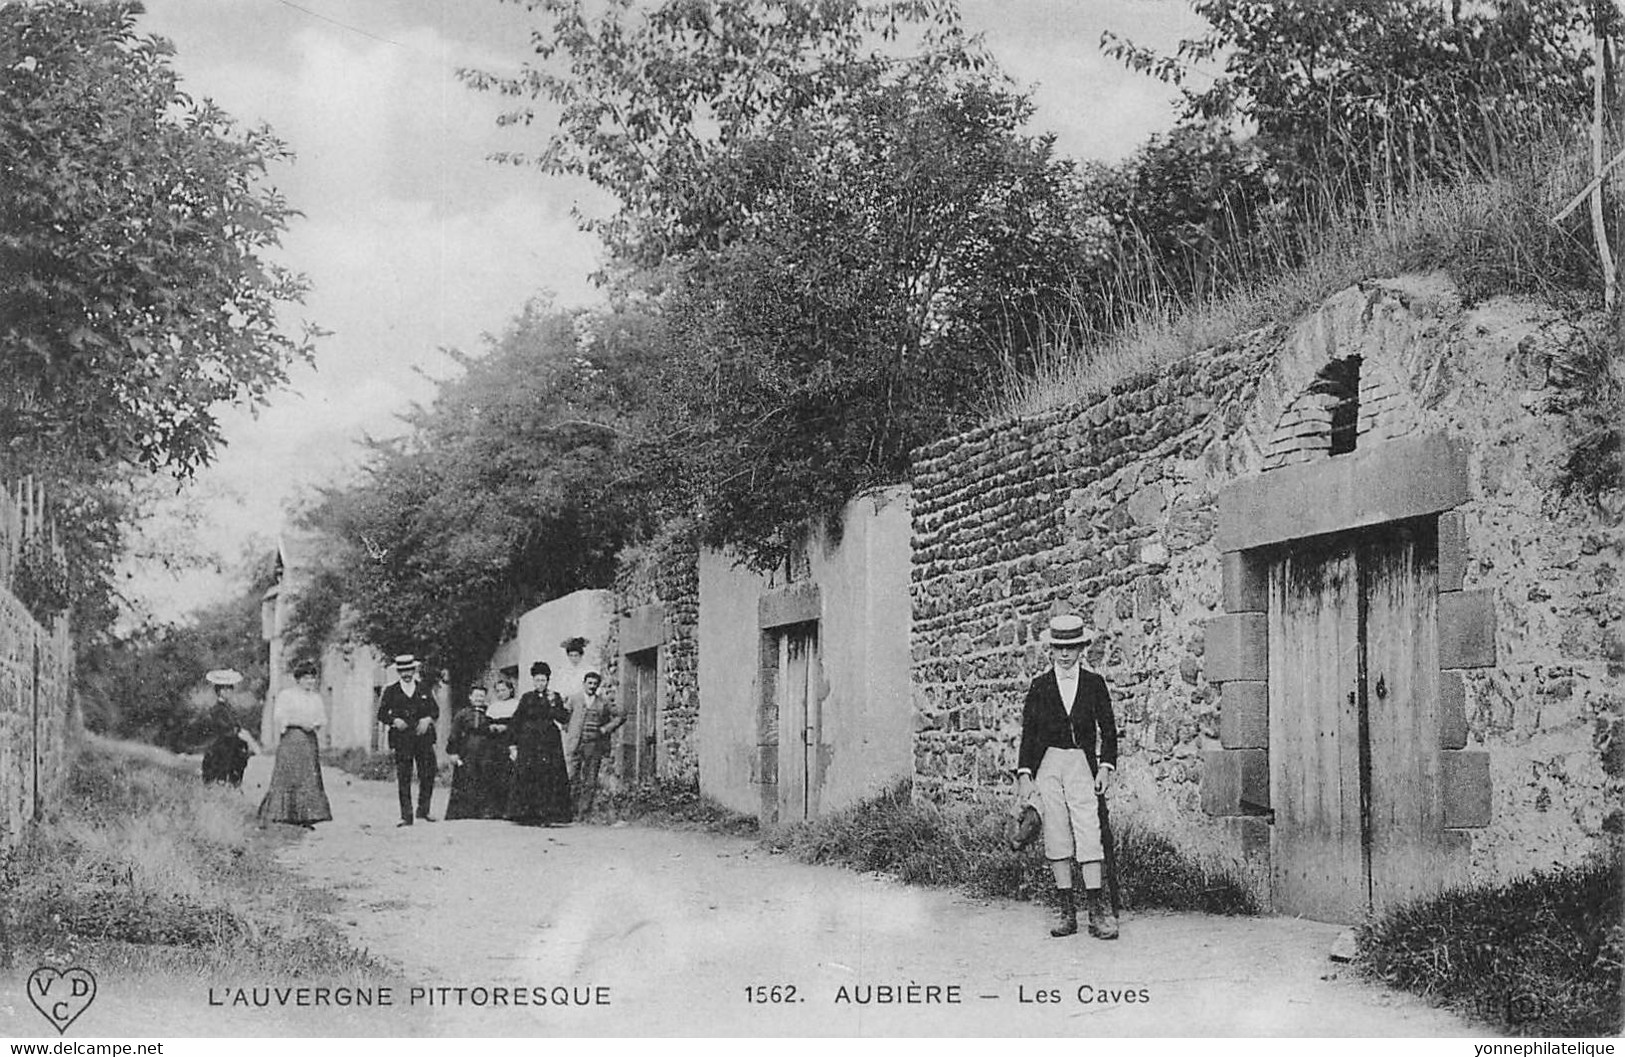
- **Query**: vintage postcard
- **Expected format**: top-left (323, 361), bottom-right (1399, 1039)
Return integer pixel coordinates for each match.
top-left (2, 0), bottom-right (1619, 1042)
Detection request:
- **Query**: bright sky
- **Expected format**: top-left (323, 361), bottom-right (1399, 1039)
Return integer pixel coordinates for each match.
top-left (124, 0), bottom-right (1209, 623)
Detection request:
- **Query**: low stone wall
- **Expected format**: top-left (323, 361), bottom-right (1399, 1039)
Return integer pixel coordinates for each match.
top-left (0, 586), bottom-right (75, 848)
top-left (911, 275), bottom-right (1621, 895)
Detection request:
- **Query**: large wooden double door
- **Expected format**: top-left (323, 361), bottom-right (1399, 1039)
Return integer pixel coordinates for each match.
top-left (1269, 519), bottom-right (1444, 922)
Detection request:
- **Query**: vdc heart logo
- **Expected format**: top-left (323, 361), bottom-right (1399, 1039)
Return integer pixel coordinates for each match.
top-left (27, 966), bottom-right (97, 1035)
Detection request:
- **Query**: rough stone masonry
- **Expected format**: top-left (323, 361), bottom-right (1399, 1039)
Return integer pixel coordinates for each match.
top-left (910, 274), bottom-right (1622, 900)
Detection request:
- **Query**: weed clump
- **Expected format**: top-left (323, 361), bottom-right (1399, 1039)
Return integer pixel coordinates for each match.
top-left (592, 776), bottom-right (759, 836)
top-left (1359, 850), bottom-right (1624, 1037)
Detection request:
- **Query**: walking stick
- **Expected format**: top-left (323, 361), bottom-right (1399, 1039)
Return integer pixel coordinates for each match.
top-left (1098, 794), bottom-right (1120, 913)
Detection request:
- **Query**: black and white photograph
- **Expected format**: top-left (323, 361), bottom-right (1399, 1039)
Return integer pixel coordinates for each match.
top-left (1, 0), bottom-right (1621, 1042)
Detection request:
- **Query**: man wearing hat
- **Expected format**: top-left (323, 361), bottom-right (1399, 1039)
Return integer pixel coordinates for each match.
top-left (1016, 614), bottom-right (1120, 939)
top-left (564, 669), bottom-right (624, 816)
top-left (376, 654), bottom-right (439, 826)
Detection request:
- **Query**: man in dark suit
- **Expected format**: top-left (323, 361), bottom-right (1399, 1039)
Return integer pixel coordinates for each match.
top-left (376, 654), bottom-right (438, 826)
top-left (1015, 614), bottom-right (1120, 939)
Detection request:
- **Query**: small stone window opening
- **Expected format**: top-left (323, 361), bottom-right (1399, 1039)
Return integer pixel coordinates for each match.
top-left (1309, 356), bottom-right (1361, 456)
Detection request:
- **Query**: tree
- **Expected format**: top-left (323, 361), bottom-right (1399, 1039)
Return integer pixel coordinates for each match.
top-left (1104, 0), bottom-right (1602, 201)
top-left (649, 76), bottom-right (1091, 567)
top-left (470, 0), bottom-right (1090, 568)
top-left (463, 0), bottom-right (990, 268)
top-left (76, 549), bottom-right (276, 749)
top-left (0, 0), bottom-right (317, 632)
top-left (302, 301), bottom-right (657, 686)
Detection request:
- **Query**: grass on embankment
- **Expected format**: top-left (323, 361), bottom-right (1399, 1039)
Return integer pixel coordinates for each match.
top-left (2, 735), bottom-right (384, 982)
top-left (1000, 135), bottom-right (1611, 422)
top-left (1359, 851), bottom-right (1624, 1038)
top-left (760, 780), bottom-right (1257, 915)
top-left (585, 775), bottom-right (1256, 913)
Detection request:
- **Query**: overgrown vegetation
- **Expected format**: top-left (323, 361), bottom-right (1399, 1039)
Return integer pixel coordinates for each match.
top-left (295, 0), bottom-right (1618, 695)
top-left (590, 776), bottom-right (759, 837)
top-left (760, 780), bottom-right (1257, 914)
top-left (1359, 850), bottom-right (1624, 1037)
top-left (1001, 134), bottom-right (1612, 419)
top-left (0, 0), bottom-right (317, 639)
top-left (2, 737), bottom-right (384, 987)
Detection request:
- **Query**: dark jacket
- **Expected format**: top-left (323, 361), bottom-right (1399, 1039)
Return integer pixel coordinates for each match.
top-left (1017, 667), bottom-right (1119, 778)
top-left (377, 680), bottom-right (438, 751)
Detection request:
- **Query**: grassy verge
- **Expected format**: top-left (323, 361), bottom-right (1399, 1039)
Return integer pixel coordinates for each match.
top-left (1359, 851), bottom-right (1624, 1037)
top-left (625, 778), bottom-right (1254, 914)
top-left (588, 776), bottom-right (759, 837)
top-left (3, 736), bottom-right (387, 985)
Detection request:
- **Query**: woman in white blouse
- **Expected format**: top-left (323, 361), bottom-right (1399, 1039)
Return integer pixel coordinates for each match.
top-left (257, 662), bottom-right (333, 828)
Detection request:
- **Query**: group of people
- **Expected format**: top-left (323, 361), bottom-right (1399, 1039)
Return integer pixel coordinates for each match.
top-left (200, 638), bottom-right (624, 833)
top-left (205, 613), bottom-right (1120, 942)
top-left (379, 641), bottom-right (625, 829)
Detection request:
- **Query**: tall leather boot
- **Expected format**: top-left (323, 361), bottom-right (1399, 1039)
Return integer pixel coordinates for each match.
top-left (1049, 886), bottom-right (1078, 937)
top-left (1086, 887), bottom-right (1119, 940)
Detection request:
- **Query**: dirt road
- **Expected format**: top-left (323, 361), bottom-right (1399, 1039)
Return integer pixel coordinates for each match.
top-left (5, 757), bottom-right (1490, 1038)
top-left (254, 759), bottom-right (1484, 1037)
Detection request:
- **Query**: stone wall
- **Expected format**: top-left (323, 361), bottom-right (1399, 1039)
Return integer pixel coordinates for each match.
top-left (911, 274), bottom-right (1621, 891)
top-left (605, 525), bottom-right (701, 783)
top-left (0, 586), bottom-right (75, 849)
top-left (911, 334), bottom-right (1270, 861)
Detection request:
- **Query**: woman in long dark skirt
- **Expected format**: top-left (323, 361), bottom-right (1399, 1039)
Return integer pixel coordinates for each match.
top-left (507, 661), bottom-right (573, 826)
top-left (258, 663), bottom-right (333, 828)
top-left (445, 685), bottom-right (509, 820)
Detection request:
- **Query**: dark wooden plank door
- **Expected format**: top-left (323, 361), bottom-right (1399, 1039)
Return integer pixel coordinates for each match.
top-left (636, 653), bottom-right (659, 781)
top-left (620, 649), bottom-right (659, 782)
top-left (1270, 539), bottom-right (1365, 922)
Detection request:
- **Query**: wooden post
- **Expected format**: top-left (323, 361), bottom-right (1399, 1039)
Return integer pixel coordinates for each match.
top-left (1592, 7), bottom-right (1618, 314)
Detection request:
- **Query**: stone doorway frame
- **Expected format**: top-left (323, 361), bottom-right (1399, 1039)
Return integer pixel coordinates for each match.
top-left (1201, 432), bottom-right (1496, 914)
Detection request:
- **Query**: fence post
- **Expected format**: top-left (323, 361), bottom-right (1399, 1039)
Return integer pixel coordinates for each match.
top-left (31, 637), bottom-right (41, 825)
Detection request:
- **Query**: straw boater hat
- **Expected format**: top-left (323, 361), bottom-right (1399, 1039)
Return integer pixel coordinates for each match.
top-left (394, 654), bottom-right (420, 674)
top-left (1041, 614), bottom-right (1097, 647)
top-left (205, 668), bottom-right (243, 687)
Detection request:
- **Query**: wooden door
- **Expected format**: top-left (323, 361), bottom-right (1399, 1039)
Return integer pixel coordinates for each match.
top-left (1269, 520), bottom-right (1441, 922)
top-left (620, 649), bottom-right (659, 782)
top-left (1270, 538), bottom-right (1365, 921)
top-left (635, 651), bottom-right (659, 781)
top-left (776, 622), bottom-right (821, 822)
top-left (1362, 522), bottom-right (1442, 914)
